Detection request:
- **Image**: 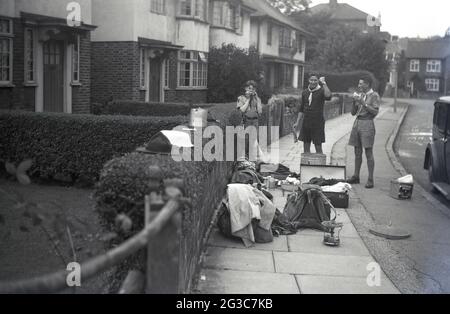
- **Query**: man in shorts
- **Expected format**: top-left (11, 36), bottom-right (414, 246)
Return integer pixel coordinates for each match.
top-left (347, 76), bottom-right (380, 189)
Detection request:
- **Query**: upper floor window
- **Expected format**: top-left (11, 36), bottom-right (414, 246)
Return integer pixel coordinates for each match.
top-left (410, 59), bottom-right (420, 72)
top-left (427, 60), bottom-right (441, 73)
top-left (213, 1), bottom-right (240, 30)
top-left (295, 32), bottom-right (303, 53)
top-left (24, 28), bottom-right (36, 84)
top-left (180, 0), bottom-right (207, 21)
top-left (267, 23), bottom-right (273, 46)
top-left (425, 78), bottom-right (440, 92)
top-left (178, 50), bottom-right (208, 88)
top-left (279, 28), bottom-right (292, 48)
top-left (151, 0), bottom-right (166, 14)
top-left (0, 18), bottom-right (13, 85)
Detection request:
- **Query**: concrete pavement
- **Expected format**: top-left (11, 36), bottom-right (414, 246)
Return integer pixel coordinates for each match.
top-left (195, 102), bottom-right (400, 294)
top-left (341, 100), bottom-right (450, 293)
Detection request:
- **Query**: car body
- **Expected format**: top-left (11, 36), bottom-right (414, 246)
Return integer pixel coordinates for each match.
top-left (424, 96), bottom-right (450, 199)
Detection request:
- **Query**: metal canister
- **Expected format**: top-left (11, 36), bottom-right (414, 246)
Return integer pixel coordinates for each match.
top-left (190, 108), bottom-right (208, 128)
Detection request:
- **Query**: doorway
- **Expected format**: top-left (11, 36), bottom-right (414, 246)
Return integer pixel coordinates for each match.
top-left (43, 40), bottom-right (64, 112)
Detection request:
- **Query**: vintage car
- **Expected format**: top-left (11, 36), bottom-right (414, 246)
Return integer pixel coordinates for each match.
top-left (424, 96), bottom-right (450, 199)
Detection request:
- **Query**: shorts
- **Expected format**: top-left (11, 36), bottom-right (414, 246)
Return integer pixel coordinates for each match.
top-left (348, 119), bottom-right (376, 148)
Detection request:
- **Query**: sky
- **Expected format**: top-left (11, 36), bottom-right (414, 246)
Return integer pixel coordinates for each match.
top-left (311, 0), bottom-right (450, 38)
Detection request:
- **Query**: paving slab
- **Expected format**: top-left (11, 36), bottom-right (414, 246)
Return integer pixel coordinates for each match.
top-left (296, 274), bottom-right (400, 294)
top-left (208, 229), bottom-right (289, 252)
top-left (287, 235), bottom-right (371, 256)
top-left (274, 251), bottom-right (374, 277)
top-left (197, 269), bottom-right (300, 294)
top-left (204, 247), bottom-right (275, 273)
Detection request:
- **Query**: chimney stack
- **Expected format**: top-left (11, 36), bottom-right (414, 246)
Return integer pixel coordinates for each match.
top-left (330, 0), bottom-right (338, 7)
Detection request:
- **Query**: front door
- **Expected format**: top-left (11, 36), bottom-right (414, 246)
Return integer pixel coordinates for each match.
top-left (43, 40), bottom-right (64, 112)
top-left (149, 58), bottom-right (161, 102)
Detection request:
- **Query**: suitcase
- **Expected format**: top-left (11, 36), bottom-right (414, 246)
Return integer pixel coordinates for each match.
top-left (323, 191), bottom-right (349, 209)
top-left (301, 153), bottom-right (326, 166)
top-left (300, 164), bottom-right (348, 209)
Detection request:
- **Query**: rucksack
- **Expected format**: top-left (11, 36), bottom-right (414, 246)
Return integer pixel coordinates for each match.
top-left (283, 186), bottom-right (332, 231)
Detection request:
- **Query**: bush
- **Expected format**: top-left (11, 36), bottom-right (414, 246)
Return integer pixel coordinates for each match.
top-left (207, 44), bottom-right (271, 103)
top-left (305, 70), bottom-right (379, 94)
top-left (0, 110), bottom-right (188, 186)
top-left (92, 101), bottom-right (200, 117)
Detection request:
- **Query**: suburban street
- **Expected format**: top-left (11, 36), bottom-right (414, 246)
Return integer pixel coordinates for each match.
top-left (395, 98), bottom-right (450, 208)
top-left (354, 98), bottom-right (450, 293)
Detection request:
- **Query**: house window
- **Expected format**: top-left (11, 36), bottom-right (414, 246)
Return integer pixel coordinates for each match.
top-left (239, 12), bottom-right (244, 34)
top-left (140, 48), bottom-right (146, 89)
top-left (24, 28), bottom-right (36, 83)
top-left (426, 60), bottom-right (441, 73)
top-left (267, 23), bottom-right (272, 46)
top-left (410, 59), bottom-right (420, 72)
top-left (282, 64), bottom-right (294, 87)
top-left (0, 18), bottom-right (13, 85)
top-left (72, 35), bottom-right (80, 83)
top-left (425, 78), bottom-right (440, 92)
top-left (164, 59), bottom-right (169, 88)
top-left (178, 50), bottom-right (208, 88)
top-left (180, 0), bottom-right (207, 21)
top-left (279, 28), bottom-right (292, 48)
top-left (213, 1), bottom-right (225, 26)
top-left (296, 32), bottom-right (303, 53)
top-left (151, 0), bottom-right (165, 14)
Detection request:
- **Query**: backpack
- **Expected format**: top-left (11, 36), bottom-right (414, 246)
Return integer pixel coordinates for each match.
top-left (283, 186), bottom-right (332, 231)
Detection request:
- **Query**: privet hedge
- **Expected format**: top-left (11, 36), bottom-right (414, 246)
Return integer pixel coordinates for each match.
top-left (0, 110), bottom-right (188, 185)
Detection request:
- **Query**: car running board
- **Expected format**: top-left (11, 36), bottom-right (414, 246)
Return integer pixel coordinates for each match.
top-left (432, 182), bottom-right (450, 200)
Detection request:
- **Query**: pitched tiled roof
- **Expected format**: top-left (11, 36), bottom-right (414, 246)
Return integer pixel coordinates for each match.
top-left (243, 0), bottom-right (311, 35)
top-left (309, 2), bottom-right (370, 21)
top-left (406, 39), bottom-right (450, 59)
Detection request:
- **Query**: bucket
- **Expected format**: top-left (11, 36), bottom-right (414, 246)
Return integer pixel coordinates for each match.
top-left (190, 108), bottom-right (208, 128)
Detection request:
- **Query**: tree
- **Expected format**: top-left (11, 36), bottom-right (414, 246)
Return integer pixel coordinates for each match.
top-left (349, 33), bottom-right (390, 94)
top-left (267, 0), bottom-right (311, 14)
top-left (207, 44), bottom-right (267, 103)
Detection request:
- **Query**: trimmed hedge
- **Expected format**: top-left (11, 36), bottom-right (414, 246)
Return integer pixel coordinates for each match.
top-left (91, 100), bottom-right (219, 118)
top-left (0, 110), bottom-right (188, 185)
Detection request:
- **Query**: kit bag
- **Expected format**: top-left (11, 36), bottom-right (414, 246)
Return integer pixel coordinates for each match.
top-left (217, 202), bottom-right (273, 244)
top-left (283, 187), bottom-right (331, 231)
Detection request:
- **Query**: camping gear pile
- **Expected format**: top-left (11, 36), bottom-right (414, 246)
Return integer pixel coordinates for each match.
top-left (217, 159), bottom-right (345, 247)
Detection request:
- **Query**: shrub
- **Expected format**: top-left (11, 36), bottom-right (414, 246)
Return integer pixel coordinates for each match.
top-left (0, 110), bottom-right (188, 186)
top-left (207, 44), bottom-right (271, 103)
top-left (92, 101), bottom-right (196, 117)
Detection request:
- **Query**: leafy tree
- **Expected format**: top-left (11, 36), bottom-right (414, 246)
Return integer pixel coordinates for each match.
top-left (266, 0), bottom-right (311, 14)
top-left (349, 33), bottom-right (390, 94)
top-left (207, 44), bottom-right (268, 103)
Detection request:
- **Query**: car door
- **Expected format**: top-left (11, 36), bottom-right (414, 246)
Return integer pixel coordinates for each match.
top-left (433, 102), bottom-right (448, 182)
top-left (446, 104), bottom-right (450, 183)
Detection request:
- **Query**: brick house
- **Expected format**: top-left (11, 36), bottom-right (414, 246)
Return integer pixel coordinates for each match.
top-left (243, 0), bottom-right (309, 92)
top-left (0, 0), bottom-right (96, 114)
top-left (405, 38), bottom-right (450, 98)
top-left (90, 0), bottom-right (310, 105)
top-left (305, 0), bottom-right (381, 34)
top-left (91, 0), bottom-right (213, 104)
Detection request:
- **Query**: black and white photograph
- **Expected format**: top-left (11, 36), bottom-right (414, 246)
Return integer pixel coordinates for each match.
top-left (0, 0), bottom-right (450, 299)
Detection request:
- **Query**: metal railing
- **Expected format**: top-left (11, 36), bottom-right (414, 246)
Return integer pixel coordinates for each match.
top-left (0, 188), bottom-right (184, 294)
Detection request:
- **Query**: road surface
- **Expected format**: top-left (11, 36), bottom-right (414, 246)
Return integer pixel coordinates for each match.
top-left (395, 98), bottom-right (450, 208)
